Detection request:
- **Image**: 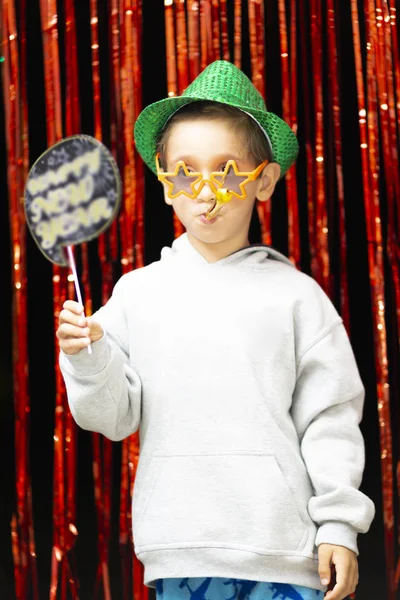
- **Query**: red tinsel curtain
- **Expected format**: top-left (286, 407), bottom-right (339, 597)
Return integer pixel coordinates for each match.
top-left (0, 1), bottom-right (399, 598)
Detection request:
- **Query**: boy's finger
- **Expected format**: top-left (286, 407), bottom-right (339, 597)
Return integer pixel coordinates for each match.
top-left (348, 562), bottom-right (358, 598)
top-left (57, 324), bottom-right (90, 340)
top-left (318, 545), bottom-right (333, 586)
top-left (60, 337), bottom-right (91, 355)
top-left (324, 558), bottom-right (353, 600)
top-left (59, 309), bottom-right (87, 327)
top-left (324, 581), bottom-right (350, 600)
top-left (63, 300), bottom-right (84, 315)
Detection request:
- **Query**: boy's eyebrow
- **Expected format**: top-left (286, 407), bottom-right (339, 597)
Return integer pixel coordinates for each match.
top-left (168, 154), bottom-right (244, 166)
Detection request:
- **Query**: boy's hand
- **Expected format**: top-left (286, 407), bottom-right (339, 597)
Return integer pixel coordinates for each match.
top-left (57, 300), bottom-right (104, 355)
top-left (318, 543), bottom-right (358, 600)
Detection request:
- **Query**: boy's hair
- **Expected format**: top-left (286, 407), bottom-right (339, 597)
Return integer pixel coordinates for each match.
top-left (156, 101), bottom-right (273, 170)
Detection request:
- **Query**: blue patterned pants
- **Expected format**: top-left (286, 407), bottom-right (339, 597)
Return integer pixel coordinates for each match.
top-left (155, 577), bottom-right (325, 600)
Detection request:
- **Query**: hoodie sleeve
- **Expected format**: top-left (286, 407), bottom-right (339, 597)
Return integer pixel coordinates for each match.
top-left (290, 283), bottom-right (375, 555)
top-left (59, 276), bottom-right (141, 441)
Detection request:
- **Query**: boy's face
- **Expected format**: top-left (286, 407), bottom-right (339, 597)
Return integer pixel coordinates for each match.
top-left (161, 118), bottom-right (280, 250)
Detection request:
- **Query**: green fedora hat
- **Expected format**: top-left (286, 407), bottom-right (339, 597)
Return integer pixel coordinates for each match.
top-left (134, 60), bottom-right (299, 178)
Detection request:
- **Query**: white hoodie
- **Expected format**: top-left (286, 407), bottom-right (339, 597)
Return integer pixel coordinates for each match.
top-left (60, 233), bottom-right (375, 592)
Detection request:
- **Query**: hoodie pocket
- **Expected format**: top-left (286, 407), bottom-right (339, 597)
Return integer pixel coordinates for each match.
top-left (133, 451), bottom-right (307, 553)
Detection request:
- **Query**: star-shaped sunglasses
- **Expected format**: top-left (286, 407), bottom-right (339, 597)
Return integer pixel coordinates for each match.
top-left (156, 153), bottom-right (268, 202)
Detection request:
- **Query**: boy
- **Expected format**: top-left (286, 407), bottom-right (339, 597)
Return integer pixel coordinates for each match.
top-left (57, 61), bottom-right (375, 600)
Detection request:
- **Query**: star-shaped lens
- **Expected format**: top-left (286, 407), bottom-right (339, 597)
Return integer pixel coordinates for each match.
top-left (163, 165), bottom-right (202, 198)
top-left (156, 154), bottom-right (202, 199)
top-left (211, 162), bottom-right (250, 199)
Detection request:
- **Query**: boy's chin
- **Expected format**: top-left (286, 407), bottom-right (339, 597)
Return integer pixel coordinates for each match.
top-left (187, 228), bottom-right (233, 245)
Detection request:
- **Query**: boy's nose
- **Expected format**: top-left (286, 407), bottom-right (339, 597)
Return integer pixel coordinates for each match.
top-left (195, 180), bottom-right (215, 202)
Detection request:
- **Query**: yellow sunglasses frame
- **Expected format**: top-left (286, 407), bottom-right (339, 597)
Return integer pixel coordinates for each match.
top-left (156, 153), bottom-right (268, 201)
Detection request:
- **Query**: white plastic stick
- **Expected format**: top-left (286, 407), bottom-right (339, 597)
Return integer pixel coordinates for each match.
top-left (66, 246), bottom-right (92, 355)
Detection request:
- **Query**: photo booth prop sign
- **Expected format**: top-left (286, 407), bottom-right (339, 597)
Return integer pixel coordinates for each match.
top-left (24, 135), bottom-right (121, 267)
top-left (24, 135), bottom-right (122, 354)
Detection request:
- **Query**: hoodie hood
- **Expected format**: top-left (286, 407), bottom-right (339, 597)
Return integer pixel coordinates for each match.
top-left (160, 233), bottom-right (295, 270)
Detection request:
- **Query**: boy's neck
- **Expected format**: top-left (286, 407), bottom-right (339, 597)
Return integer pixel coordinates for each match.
top-left (187, 232), bottom-right (250, 263)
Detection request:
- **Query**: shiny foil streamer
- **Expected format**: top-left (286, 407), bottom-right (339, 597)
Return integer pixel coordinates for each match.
top-left (39, 0), bottom-right (79, 596)
top-left (174, 0), bottom-right (188, 240)
top-left (120, 0), bottom-right (133, 589)
top-left (129, 434), bottom-right (142, 600)
top-left (278, 0), bottom-right (300, 268)
top-left (200, 0), bottom-right (212, 70)
top-left (205, 1), bottom-right (213, 66)
top-left (121, 0), bottom-right (136, 270)
top-left (64, 4), bottom-right (80, 597)
top-left (0, 1), bottom-right (39, 597)
top-left (325, 0), bottom-right (349, 332)
top-left (351, 0), bottom-right (396, 597)
top-left (298, 0), bottom-right (315, 276)
top-left (366, 0), bottom-right (395, 545)
top-left (220, 0), bottom-right (230, 61)
top-left (375, 0), bottom-right (400, 364)
top-left (188, 0), bottom-right (200, 80)
top-left (176, 1), bottom-right (189, 96)
top-left (106, 0), bottom-right (123, 266)
top-left (164, 0), bottom-right (185, 238)
top-left (233, 0), bottom-right (242, 68)
top-left (119, 2), bottom-right (147, 599)
top-left (119, 437), bottom-right (131, 600)
top-left (164, 1), bottom-right (178, 97)
top-left (247, 0), bottom-right (265, 99)
top-left (248, 0), bottom-right (270, 246)
top-left (134, 1), bottom-right (145, 270)
top-left (374, 0), bottom-right (400, 586)
top-left (309, 0), bottom-right (330, 295)
top-left (88, 3), bottom-right (113, 598)
top-left (94, 3), bottom-right (123, 589)
top-left (389, 3), bottom-right (400, 136)
top-left (211, 0), bottom-right (221, 60)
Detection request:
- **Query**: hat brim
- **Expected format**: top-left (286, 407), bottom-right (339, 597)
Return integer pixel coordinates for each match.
top-left (134, 96), bottom-right (298, 179)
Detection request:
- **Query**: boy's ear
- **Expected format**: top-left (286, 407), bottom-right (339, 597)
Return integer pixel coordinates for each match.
top-left (256, 162), bottom-right (281, 202)
top-left (163, 188), bottom-right (173, 206)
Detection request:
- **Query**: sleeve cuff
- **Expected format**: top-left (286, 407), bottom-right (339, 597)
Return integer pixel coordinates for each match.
top-left (59, 334), bottom-right (110, 376)
top-left (315, 521), bottom-right (359, 555)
